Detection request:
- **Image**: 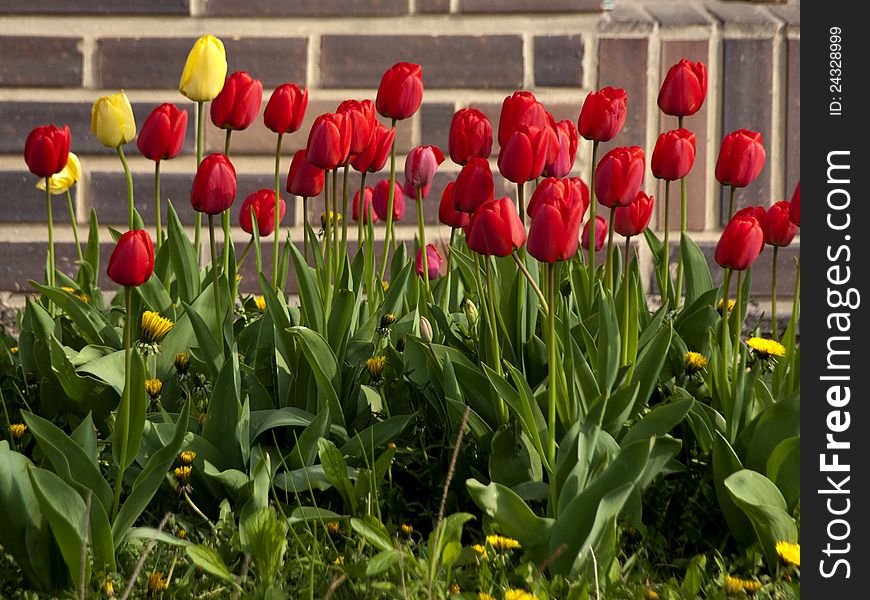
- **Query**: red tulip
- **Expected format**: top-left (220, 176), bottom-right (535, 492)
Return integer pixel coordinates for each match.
top-left (239, 189), bottom-right (285, 237)
top-left (372, 179), bottom-right (405, 221)
top-left (577, 86), bottom-right (627, 142)
top-left (376, 62), bottom-right (423, 121)
top-left (439, 181), bottom-right (470, 228)
top-left (581, 215), bottom-right (607, 253)
top-left (658, 59), bottom-right (707, 118)
top-left (337, 99), bottom-right (376, 155)
top-left (763, 200), bottom-right (797, 247)
top-left (715, 214), bottom-right (764, 271)
top-left (498, 124), bottom-right (552, 184)
top-left (286, 149), bottom-right (325, 197)
top-left (404, 145), bottom-right (445, 198)
top-left (24, 124), bottom-right (70, 178)
top-left (789, 181), bottom-right (800, 226)
top-left (210, 71), bottom-right (263, 131)
top-left (567, 177), bottom-right (591, 219)
top-left (449, 108), bottom-right (493, 165)
top-left (416, 243), bottom-right (443, 280)
top-left (107, 229), bottom-right (154, 287)
top-left (306, 112), bottom-right (353, 170)
top-left (264, 83), bottom-right (308, 134)
top-left (498, 91), bottom-right (552, 144)
top-left (526, 177), bottom-right (586, 263)
top-left (651, 128), bottom-right (696, 181)
top-left (614, 191), bottom-right (654, 237)
top-left (137, 103), bottom-right (188, 161)
top-left (465, 196), bottom-right (526, 257)
top-left (191, 153), bottom-right (236, 214)
top-left (454, 157), bottom-right (494, 214)
top-left (353, 186), bottom-right (378, 224)
top-left (594, 146), bottom-right (645, 208)
top-left (733, 205), bottom-right (766, 228)
top-left (715, 129), bottom-right (766, 188)
top-left (543, 120), bottom-right (579, 178)
top-left (351, 121), bottom-right (395, 173)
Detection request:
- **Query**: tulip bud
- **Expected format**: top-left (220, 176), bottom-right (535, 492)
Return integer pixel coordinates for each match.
top-left (376, 62), bottom-right (423, 121)
top-left (658, 59), bottom-right (707, 118)
top-left (91, 91), bottom-right (136, 148)
top-left (715, 214), bottom-right (764, 271)
top-left (264, 83), bottom-right (308, 134)
top-left (416, 243), bottom-right (443, 280)
top-left (543, 120), bottom-right (579, 178)
top-left (613, 191), bottom-right (655, 238)
top-left (594, 146), bottom-right (645, 208)
top-left (306, 112), bottom-right (353, 171)
top-left (526, 177), bottom-right (586, 263)
top-left (498, 91), bottom-right (553, 148)
top-left (190, 153), bottom-right (236, 215)
top-left (567, 177), bottom-right (591, 220)
top-left (449, 108), bottom-right (493, 165)
top-left (733, 205), bottom-right (766, 229)
top-left (789, 181), bottom-right (800, 226)
top-left (24, 124), bottom-right (71, 178)
top-left (404, 145), bottom-right (445, 198)
top-left (239, 189), bottom-right (285, 236)
top-left (351, 121), bottom-right (395, 173)
top-left (211, 71), bottom-right (263, 131)
top-left (497, 123), bottom-right (551, 184)
top-left (419, 316), bottom-right (433, 343)
top-left (37, 152), bottom-right (81, 195)
top-left (763, 200), bottom-right (798, 247)
top-left (372, 179), bottom-right (405, 221)
top-left (353, 186), bottom-right (378, 224)
top-left (651, 128), bottom-right (696, 181)
top-left (438, 182), bottom-right (470, 228)
top-left (462, 298), bottom-right (479, 326)
top-left (179, 34), bottom-right (228, 102)
top-left (581, 215), bottom-right (607, 252)
top-left (286, 149), bottom-right (325, 197)
top-left (715, 129), bottom-right (765, 188)
top-left (137, 103), bottom-right (188, 161)
top-left (107, 229), bottom-right (154, 287)
top-left (466, 196), bottom-right (527, 257)
top-left (337, 99), bottom-right (377, 155)
top-left (577, 86), bottom-right (627, 142)
top-left (454, 157), bottom-right (494, 214)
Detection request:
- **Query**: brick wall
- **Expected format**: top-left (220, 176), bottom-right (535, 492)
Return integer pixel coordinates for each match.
top-left (0, 0), bottom-right (799, 305)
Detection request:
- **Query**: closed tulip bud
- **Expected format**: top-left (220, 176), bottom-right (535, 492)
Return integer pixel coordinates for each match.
top-left (353, 186), bottom-right (378, 224)
top-left (526, 177), bottom-right (586, 263)
top-left (419, 316), bottom-right (433, 343)
top-left (286, 149), bottom-right (325, 197)
top-left (497, 124), bottom-right (551, 184)
top-left (264, 83), bottom-right (308, 134)
top-left (404, 145), bottom-right (445, 198)
top-left (376, 62), bottom-right (423, 121)
top-left (454, 158), bottom-right (494, 214)
top-left (715, 129), bottom-right (765, 188)
top-left (543, 120), bottom-right (579, 178)
top-left (789, 181), bottom-right (800, 226)
top-left (137, 103), bottom-right (188, 161)
top-left (351, 121), bottom-right (395, 173)
top-left (37, 152), bottom-right (81, 195)
top-left (24, 124), bottom-right (71, 178)
top-left (462, 298), bottom-right (479, 325)
top-left (107, 229), bottom-right (154, 287)
top-left (567, 177), bottom-right (591, 219)
top-left (466, 196), bottom-right (526, 257)
top-left (577, 86), bottom-right (627, 142)
top-left (733, 205), bottom-right (766, 230)
top-left (190, 153), bottom-right (236, 215)
top-left (614, 191), bottom-right (655, 237)
top-left (239, 189), bottom-right (285, 236)
top-left (416, 243), bottom-right (443, 280)
top-left (211, 71), bottom-right (263, 131)
top-left (337, 99), bottom-right (376, 155)
top-left (498, 91), bottom-right (551, 146)
top-left (91, 91), bottom-right (136, 148)
top-left (179, 34), bottom-right (227, 102)
top-left (372, 179), bottom-right (406, 221)
top-left (581, 215), bottom-right (608, 252)
top-left (439, 182), bottom-right (470, 228)
top-left (651, 128), bottom-right (696, 181)
top-left (715, 214), bottom-right (764, 271)
top-left (594, 146), bottom-right (645, 208)
top-left (763, 201), bottom-right (797, 247)
top-left (306, 112), bottom-right (352, 171)
top-left (658, 59), bottom-right (707, 118)
top-left (449, 108), bottom-right (493, 165)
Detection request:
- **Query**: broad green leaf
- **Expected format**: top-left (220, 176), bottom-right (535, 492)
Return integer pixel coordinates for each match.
top-left (680, 233), bottom-right (714, 306)
top-left (288, 407), bottom-right (331, 470)
top-left (167, 202), bottom-right (201, 304)
top-left (250, 407), bottom-right (316, 442)
top-left (351, 516), bottom-right (394, 552)
top-left (202, 352), bottom-right (243, 469)
top-left (766, 436), bottom-right (800, 512)
top-left (113, 349), bottom-right (146, 473)
top-left (288, 242), bottom-right (325, 334)
top-left (366, 549), bottom-right (399, 576)
top-left (186, 544), bottom-right (237, 584)
top-left (30, 282), bottom-right (119, 347)
top-left (712, 431), bottom-right (754, 544)
top-left (288, 506), bottom-right (343, 525)
top-left (466, 479), bottom-right (554, 555)
top-left (341, 415), bottom-right (413, 458)
top-left (288, 326), bottom-right (342, 421)
top-left (621, 397), bottom-right (694, 446)
top-left (318, 438), bottom-right (357, 514)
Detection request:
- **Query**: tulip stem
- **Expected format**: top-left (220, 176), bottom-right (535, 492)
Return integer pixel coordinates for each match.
top-left (662, 181), bottom-right (671, 306)
top-left (195, 101), bottom-right (204, 263)
top-left (416, 187), bottom-right (432, 302)
top-left (786, 258), bottom-right (800, 393)
top-left (587, 141), bottom-right (599, 307)
top-left (484, 257), bottom-right (506, 423)
top-left (340, 159), bottom-right (350, 281)
top-left (378, 119), bottom-right (398, 283)
top-left (675, 172), bottom-right (687, 308)
top-left (208, 215), bottom-right (222, 340)
top-left (237, 237), bottom-right (254, 271)
top-left (771, 246), bottom-right (779, 339)
top-left (66, 189), bottom-right (83, 264)
top-left (517, 182), bottom-right (525, 223)
top-left (357, 172), bottom-right (368, 251)
top-left (720, 268), bottom-right (733, 381)
top-left (273, 133), bottom-right (284, 289)
top-left (622, 236), bottom-right (631, 365)
top-left (302, 197), bottom-right (310, 263)
top-left (44, 179), bottom-right (55, 315)
top-left (323, 173), bottom-right (331, 266)
top-left (153, 161), bottom-right (162, 252)
top-left (733, 271), bottom-right (743, 375)
top-left (605, 208), bottom-right (616, 293)
top-left (112, 285), bottom-right (133, 520)
top-left (512, 252), bottom-right (548, 318)
top-left (546, 262), bottom-right (557, 468)
top-left (442, 227), bottom-right (457, 313)
top-left (117, 145), bottom-right (135, 231)
top-left (224, 129), bottom-right (232, 157)
top-left (727, 185), bottom-right (736, 221)
top-left (332, 168), bottom-right (340, 279)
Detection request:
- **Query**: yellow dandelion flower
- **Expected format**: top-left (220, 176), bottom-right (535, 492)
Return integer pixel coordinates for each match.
top-left (724, 575), bottom-right (744, 594)
top-left (386, 442), bottom-right (397, 450)
top-left (742, 579), bottom-right (761, 593)
top-left (746, 337), bottom-right (786, 358)
top-left (174, 465), bottom-right (192, 484)
top-left (776, 541), bottom-right (800, 566)
top-left (380, 313), bottom-right (397, 328)
top-left (9, 423), bottom-right (27, 440)
top-left (177, 528), bottom-right (187, 540)
top-left (61, 286), bottom-right (76, 294)
top-left (367, 355), bottom-right (386, 380)
top-left (9, 346), bottom-right (18, 354)
top-left (449, 583), bottom-right (460, 595)
top-left (471, 544), bottom-right (488, 559)
top-left (198, 412), bottom-right (207, 428)
top-left (179, 450), bottom-right (196, 466)
top-left (504, 589), bottom-right (538, 600)
top-left (77, 293), bottom-right (90, 303)
top-left (645, 590), bottom-right (659, 600)
top-left (333, 555), bottom-right (344, 566)
top-left (174, 352), bottom-right (190, 374)
top-left (478, 594), bottom-right (497, 600)
top-left (400, 523), bottom-right (414, 536)
top-left (486, 534), bottom-right (521, 552)
top-left (103, 579), bottom-right (115, 597)
top-left (144, 378), bottom-right (163, 399)
top-left (717, 298), bottom-right (736, 315)
top-left (685, 351), bottom-right (707, 373)
top-left (147, 571), bottom-right (167, 594)
top-left (381, 280), bottom-right (389, 293)
top-left (254, 295), bottom-right (266, 311)
top-left (141, 311), bottom-right (174, 343)
top-left (320, 211), bottom-right (342, 228)
top-left (326, 521), bottom-right (341, 535)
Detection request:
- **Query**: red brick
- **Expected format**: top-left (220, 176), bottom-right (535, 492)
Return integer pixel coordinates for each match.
top-left (421, 103), bottom-right (456, 149)
top-left (596, 38), bottom-right (649, 154)
top-left (202, 0), bottom-right (406, 16)
top-left (785, 39), bottom-right (800, 191)
top-left (534, 35), bottom-right (584, 88)
top-left (0, 37), bottom-right (83, 88)
top-left (0, 171), bottom-right (77, 223)
top-left (0, 0), bottom-right (188, 14)
top-left (417, 0), bottom-right (450, 13)
top-left (461, 0), bottom-right (602, 13)
top-left (0, 242), bottom-right (100, 292)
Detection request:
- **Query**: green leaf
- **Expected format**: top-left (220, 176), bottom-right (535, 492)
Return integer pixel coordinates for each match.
top-left (113, 349), bottom-right (146, 473)
top-left (166, 202), bottom-right (201, 304)
top-left (366, 549), bottom-right (399, 576)
top-left (712, 431), bottom-right (754, 544)
top-left (287, 506), bottom-right (343, 525)
top-left (202, 352), bottom-right (243, 469)
top-left (288, 242), bottom-right (325, 334)
top-left (766, 436), bottom-right (800, 512)
top-left (341, 415), bottom-right (413, 458)
top-left (250, 407), bottom-right (316, 442)
top-left (288, 408), bottom-right (331, 469)
top-left (350, 516), bottom-right (393, 552)
top-left (629, 323), bottom-right (672, 415)
top-left (70, 413), bottom-right (98, 464)
top-left (680, 233), bottom-right (714, 306)
top-left (742, 392), bottom-right (800, 475)
top-left (621, 398), bottom-right (694, 446)
top-left (317, 438), bottom-right (357, 515)
top-left (29, 282), bottom-right (120, 347)
top-left (126, 527), bottom-right (192, 548)
top-left (241, 507), bottom-right (288, 584)
top-left (184, 300), bottom-right (222, 380)
top-left (466, 479), bottom-right (554, 556)
top-left (288, 326), bottom-right (342, 422)
top-left (186, 544), bottom-right (238, 584)
top-left (84, 209), bottom-right (101, 287)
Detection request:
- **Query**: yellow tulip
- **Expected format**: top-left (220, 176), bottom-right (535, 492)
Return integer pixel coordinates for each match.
top-left (36, 152), bottom-right (81, 195)
top-left (91, 91), bottom-right (136, 148)
top-left (179, 34), bottom-right (228, 102)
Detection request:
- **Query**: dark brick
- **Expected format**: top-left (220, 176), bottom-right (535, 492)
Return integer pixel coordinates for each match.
top-left (461, 0), bottom-right (602, 13)
top-left (0, 171), bottom-right (77, 223)
top-left (657, 40), bottom-right (710, 233)
top-left (645, 2), bottom-right (712, 27)
top-left (421, 103), bottom-right (455, 149)
top-left (534, 36), bottom-right (584, 87)
top-left (320, 35), bottom-right (524, 89)
top-left (202, 0), bottom-right (406, 16)
top-left (418, 0), bottom-right (450, 13)
top-left (97, 37), bottom-right (307, 90)
top-left (0, 37), bottom-right (83, 88)
top-left (0, 0), bottom-right (188, 15)
top-left (785, 39), bottom-right (800, 193)
top-left (597, 38), bottom-right (649, 154)
top-left (720, 38), bottom-right (773, 223)
top-left (598, 3), bottom-right (655, 33)
top-left (0, 241), bottom-right (99, 292)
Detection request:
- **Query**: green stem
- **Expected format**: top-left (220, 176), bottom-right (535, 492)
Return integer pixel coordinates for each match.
top-left (587, 140), bottom-right (599, 299)
top-left (273, 133), bottom-right (284, 288)
top-left (302, 197), bottom-right (310, 263)
top-left (66, 189), bottom-right (83, 263)
top-left (323, 173), bottom-right (331, 267)
top-left (117, 145), bottom-right (134, 231)
top-left (357, 172), bottom-right (368, 251)
top-left (720, 268), bottom-right (733, 379)
top-left (546, 263), bottom-right (557, 467)
top-left (786, 258), bottom-right (800, 392)
top-left (441, 227), bottom-right (457, 313)
top-left (45, 180), bottom-right (55, 316)
top-left (112, 286), bottom-right (133, 520)
top-left (340, 159), bottom-right (350, 280)
top-left (675, 177), bottom-right (687, 307)
top-left (194, 101), bottom-right (204, 262)
top-left (236, 237), bottom-right (254, 271)
top-left (378, 119), bottom-right (398, 282)
top-left (332, 168), bottom-right (339, 279)
top-left (662, 181), bottom-right (671, 306)
top-left (153, 161), bottom-right (162, 251)
top-left (512, 252), bottom-right (548, 317)
top-left (416, 187), bottom-right (431, 302)
top-left (727, 185), bottom-right (736, 221)
top-left (224, 129), bottom-right (232, 157)
top-left (485, 257), bottom-right (506, 423)
top-left (220, 131), bottom-right (233, 283)
top-left (517, 182), bottom-right (525, 222)
top-left (771, 246), bottom-right (779, 339)
top-left (605, 208), bottom-right (616, 293)
top-left (208, 215), bottom-right (222, 337)
top-left (622, 236), bottom-right (631, 365)
top-left (733, 271), bottom-right (743, 375)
